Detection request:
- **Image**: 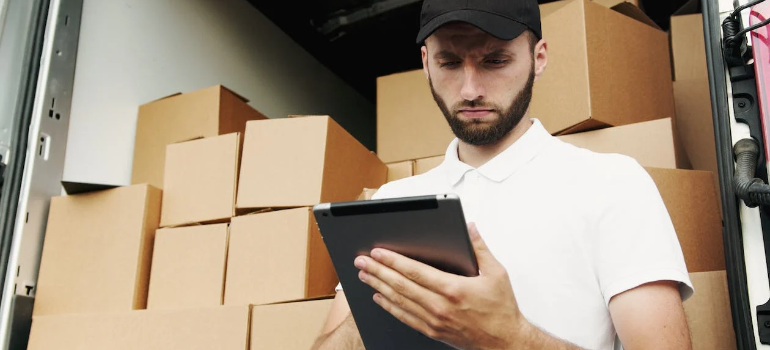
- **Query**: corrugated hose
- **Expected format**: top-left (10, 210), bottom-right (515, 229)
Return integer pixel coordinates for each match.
top-left (734, 138), bottom-right (770, 207)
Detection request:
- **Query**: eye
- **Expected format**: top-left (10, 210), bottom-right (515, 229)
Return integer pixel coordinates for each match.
top-left (439, 61), bottom-right (460, 68)
top-left (486, 59), bottom-right (509, 66)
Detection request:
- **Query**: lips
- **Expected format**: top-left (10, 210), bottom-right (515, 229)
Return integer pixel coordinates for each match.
top-left (458, 109), bottom-right (494, 118)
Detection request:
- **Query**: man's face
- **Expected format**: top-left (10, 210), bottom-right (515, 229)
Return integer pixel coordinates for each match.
top-left (423, 24), bottom-right (538, 146)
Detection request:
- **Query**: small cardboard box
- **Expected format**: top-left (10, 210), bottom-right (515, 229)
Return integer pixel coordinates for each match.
top-left (225, 208), bottom-right (338, 306)
top-left (646, 168), bottom-right (724, 273)
top-left (251, 299), bottom-right (334, 350)
top-left (534, 0), bottom-right (675, 135)
top-left (34, 184), bottom-right (162, 316)
top-left (160, 133), bottom-right (240, 227)
top-left (557, 118), bottom-right (691, 169)
top-left (358, 188), bottom-right (379, 200)
top-left (132, 85), bottom-right (267, 189)
top-left (147, 224), bottom-right (229, 310)
top-left (236, 116), bottom-right (387, 210)
top-left (387, 161), bottom-right (414, 182)
top-left (684, 271), bottom-right (737, 350)
top-left (27, 306), bottom-right (250, 350)
top-left (671, 14), bottom-right (708, 82)
top-left (415, 156), bottom-right (445, 176)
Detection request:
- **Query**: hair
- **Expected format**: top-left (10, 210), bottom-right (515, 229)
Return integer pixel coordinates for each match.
top-left (525, 30), bottom-right (539, 51)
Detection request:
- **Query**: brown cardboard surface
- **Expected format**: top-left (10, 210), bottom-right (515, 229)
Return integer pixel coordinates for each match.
top-left (27, 306), bottom-right (250, 350)
top-left (377, 70), bottom-right (454, 163)
top-left (415, 156), bottom-right (445, 175)
top-left (534, 0), bottom-right (674, 135)
top-left (387, 161), bottom-right (414, 182)
top-left (236, 116), bottom-right (387, 210)
top-left (160, 133), bottom-right (240, 227)
top-left (251, 299), bottom-right (334, 350)
top-left (358, 188), bottom-right (379, 200)
top-left (131, 85), bottom-right (267, 189)
top-left (684, 271), bottom-right (737, 350)
top-left (557, 118), bottom-right (691, 169)
top-left (34, 185), bottom-right (162, 316)
top-left (671, 14), bottom-right (708, 82)
top-left (225, 208), bottom-right (337, 306)
top-left (646, 168), bottom-right (724, 273)
top-left (592, 0), bottom-right (639, 8)
top-left (147, 224), bottom-right (229, 310)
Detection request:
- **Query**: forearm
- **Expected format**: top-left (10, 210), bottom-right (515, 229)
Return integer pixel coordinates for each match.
top-left (311, 314), bottom-right (365, 350)
top-left (513, 321), bottom-right (586, 350)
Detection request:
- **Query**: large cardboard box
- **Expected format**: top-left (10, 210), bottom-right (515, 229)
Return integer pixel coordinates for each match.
top-left (251, 299), bottom-right (334, 350)
top-left (376, 1), bottom-right (675, 162)
top-left (161, 133), bottom-right (240, 227)
top-left (415, 156), bottom-right (445, 176)
top-left (671, 14), bottom-right (708, 82)
top-left (684, 271), bottom-right (737, 350)
top-left (237, 116), bottom-right (387, 210)
top-left (557, 118), bottom-right (691, 169)
top-left (387, 161), bottom-right (414, 182)
top-left (225, 208), bottom-right (337, 306)
top-left (646, 168), bottom-right (724, 273)
top-left (34, 185), bottom-right (162, 316)
top-left (592, 0), bottom-right (639, 7)
top-left (27, 306), bottom-right (250, 350)
top-left (131, 85), bottom-right (267, 189)
top-left (147, 224), bottom-right (229, 310)
top-left (534, 0), bottom-right (675, 135)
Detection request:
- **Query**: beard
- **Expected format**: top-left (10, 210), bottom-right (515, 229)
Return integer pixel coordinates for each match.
top-left (429, 67), bottom-right (535, 146)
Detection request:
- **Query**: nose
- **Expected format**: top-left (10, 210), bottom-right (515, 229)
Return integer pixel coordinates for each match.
top-left (460, 65), bottom-right (485, 102)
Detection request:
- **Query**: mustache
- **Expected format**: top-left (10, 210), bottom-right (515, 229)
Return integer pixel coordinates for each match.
top-left (451, 100), bottom-right (502, 113)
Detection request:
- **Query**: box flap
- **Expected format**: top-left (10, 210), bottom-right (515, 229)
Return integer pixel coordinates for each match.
top-left (611, 2), bottom-right (661, 29)
top-left (219, 85), bottom-right (250, 103)
top-left (357, 188), bottom-right (379, 201)
top-left (61, 181), bottom-right (120, 195)
top-left (141, 92), bottom-right (182, 105)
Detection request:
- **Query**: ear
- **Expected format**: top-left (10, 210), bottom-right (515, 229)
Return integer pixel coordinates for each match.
top-left (421, 45), bottom-right (430, 80)
top-left (533, 39), bottom-right (548, 82)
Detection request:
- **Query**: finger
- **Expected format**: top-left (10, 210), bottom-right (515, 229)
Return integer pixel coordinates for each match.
top-left (356, 256), bottom-right (441, 309)
top-left (373, 293), bottom-right (439, 340)
top-left (359, 270), bottom-right (440, 326)
top-left (468, 223), bottom-right (503, 274)
top-left (370, 248), bottom-right (453, 293)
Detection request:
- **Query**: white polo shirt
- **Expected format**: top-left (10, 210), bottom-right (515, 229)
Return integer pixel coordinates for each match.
top-left (367, 119), bottom-right (693, 350)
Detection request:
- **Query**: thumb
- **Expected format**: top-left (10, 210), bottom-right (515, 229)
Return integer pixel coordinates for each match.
top-left (468, 223), bottom-right (502, 274)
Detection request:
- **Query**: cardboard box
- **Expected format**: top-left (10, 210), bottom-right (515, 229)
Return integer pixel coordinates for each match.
top-left (415, 156), bottom-right (445, 175)
top-left (251, 299), bottom-right (334, 350)
top-left (684, 271), bottom-right (737, 350)
top-left (671, 14), bottom-right (707, 82)
top-left (358, 188), bottom-right (379, 200)
top-left (237, 116), bottom-right (387, 210)
top-left (147, 224), bottom-right (229, 310)
top-left (534, 0), bottom-right (675, 135)
top-left (160, 133), bottom-right (240, 227)
top-left (377, 70), bottom-right (453, 163)
top-left (557, 118), bottom-right (691, 169)
top-left (646, 168), bottom-right (724, 273)
top-left (131, 85), bottom-right (267, 189)
top-left (225, 208), bottom-right (338, 305)
top-left (27, 306), bottom-right (250, 350)
top-left (34, 184), bottom-right (162, 316)
top-left (387, 161), bottom-right (414, 182)
top-left (592, 0), bottom-right (639, 8)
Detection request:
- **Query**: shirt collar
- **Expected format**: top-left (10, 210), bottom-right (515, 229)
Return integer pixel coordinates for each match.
top-left (440, 119), bottom-right (553, 186)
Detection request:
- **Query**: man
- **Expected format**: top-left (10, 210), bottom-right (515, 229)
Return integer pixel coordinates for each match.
top-left (312, 1), bottom-right (694, 349)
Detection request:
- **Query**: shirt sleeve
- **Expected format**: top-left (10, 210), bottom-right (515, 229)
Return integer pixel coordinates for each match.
top-left (593, 157), bottom-right (694, 306)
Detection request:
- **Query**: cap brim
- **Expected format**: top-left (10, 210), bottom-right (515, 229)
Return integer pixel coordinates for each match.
top-left (415, 9), bottom-right (528, 44)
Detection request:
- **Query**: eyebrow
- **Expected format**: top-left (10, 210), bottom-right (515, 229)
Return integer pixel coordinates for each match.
top-left (484, 49), bottom-right (514, 58)
top-left (433, 48), bottom-right (514, 60)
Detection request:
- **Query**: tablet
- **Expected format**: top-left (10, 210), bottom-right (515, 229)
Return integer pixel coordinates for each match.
top-left (313, 194), bottom-right (478, 350)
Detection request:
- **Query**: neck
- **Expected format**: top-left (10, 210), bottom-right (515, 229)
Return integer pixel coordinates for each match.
top-left (457, 116), bottom-right (533, 168)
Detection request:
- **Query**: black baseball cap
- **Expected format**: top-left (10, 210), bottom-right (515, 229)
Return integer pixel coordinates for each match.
top-left (416, 0), bottom-right (542, 45)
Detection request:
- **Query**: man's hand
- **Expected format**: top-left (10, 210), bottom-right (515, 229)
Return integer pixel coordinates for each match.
top-left (354, 223), bottom-right (531, 350)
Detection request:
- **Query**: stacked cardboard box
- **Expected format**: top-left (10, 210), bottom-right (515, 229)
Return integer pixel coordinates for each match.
top-left (371, 1), bottom-right (733, 348)
top-left (28, 86), bottom-right (387, 349)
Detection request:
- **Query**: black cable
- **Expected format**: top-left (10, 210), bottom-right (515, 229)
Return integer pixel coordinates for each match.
top-left (731, 0), bottom-right (766, 18)
top-left (734, 17), bottom-right (770, 41)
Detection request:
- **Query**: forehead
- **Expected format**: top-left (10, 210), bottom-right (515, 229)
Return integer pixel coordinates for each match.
top-left (427, 23), bottom-right (513, 52)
